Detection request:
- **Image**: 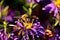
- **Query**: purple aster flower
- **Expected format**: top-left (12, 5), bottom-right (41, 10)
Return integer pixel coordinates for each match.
top-left (42, 0), bottom-right (60, 17)
top-left (15, 18), bottom-right (45, 40)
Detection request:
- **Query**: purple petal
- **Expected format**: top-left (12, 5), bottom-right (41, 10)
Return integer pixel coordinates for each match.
top-left (54, 37), bottom-right (57, 40)
top-left (16, 20), bottom-right (23, 27)
top-left (54, 7), bottom-right (58, 16)
top-left (28, 0), bottom-right (35, 3)
top-left (32, 35), bottom-right (35, 40)
top-left (31, 28), bottom-right (37, 34)
top-left (22, 36), bottom-right (26, 40)
top-left (30, 31), bottom-right (34, 35)
top-left (6, 16), bottom-right (13, 22)
top-left (58, 36), bottom-right (60, 39)
top-left (14, 38), bottom-right (18, 40)
top-left (42, 3), bottom-right (56, 13)
top-left (39, 30), bottom-right (45, 34)
top-left (36, 0), bottom-right (40, 3)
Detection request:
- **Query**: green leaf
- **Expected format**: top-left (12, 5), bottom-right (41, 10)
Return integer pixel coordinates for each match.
top-left (23, 6), bottom-right (28, 12)
top-left (15, 11), bottom-right (20, 16)
top-left (2, 6), bottom-right (9, 16)
top-left (54, 19), bottom-right (59, 26)
top-left (0, 0), bottom-right (4, 6)
top-left (52, 19), bottom-right (59, 29)
top-left (29, 8), bottom-right (32, 16)
top-left (32, 4), bottom-right (37, 8)
top-left (0, 24), bottom-right (4, 28)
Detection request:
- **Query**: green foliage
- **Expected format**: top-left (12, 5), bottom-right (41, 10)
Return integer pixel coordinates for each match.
top-left (0, 0), bottom-right (4, 6)
top-left (23, 6), bottom-right (28, 12)
top-left (0, 24), bottom-right (4, 28)
top-left (15, 11), bottom-right (21, 16)
top-left (23, 2), bottom-right (37, 16)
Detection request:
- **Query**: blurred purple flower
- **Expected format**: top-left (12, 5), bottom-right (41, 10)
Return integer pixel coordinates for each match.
top-left (5, 16), bottom-right (13, 22)
top-left (8, 9), bottom-right (15, 17)
top-left (0, 28), bottom-right (8, 40)
top-left (0, 28), bottom-right (4, 40)
top-left (2, 9), bottom-right (15, 22)
top-left (27, 0), bottom-right (35, 4)
top-left (35, 0), bottom-right (41, 3)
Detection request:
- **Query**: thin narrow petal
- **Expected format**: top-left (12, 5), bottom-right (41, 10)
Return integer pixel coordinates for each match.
top-left (54, 7), bottom-right (58, 16)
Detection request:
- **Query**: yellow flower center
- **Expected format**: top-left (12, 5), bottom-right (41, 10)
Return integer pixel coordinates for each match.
top-left (45, 29), bottom-right (53, 37)
top-left (54, 0), bottom-right (60, 7)
top-left (23, 22), bottom-right (33, 29)
top-left (21, 14), bottom-right (33, 29)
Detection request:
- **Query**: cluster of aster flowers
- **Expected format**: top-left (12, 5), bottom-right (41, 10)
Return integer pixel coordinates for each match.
top-left (0, 0), bottom-right (60, 40)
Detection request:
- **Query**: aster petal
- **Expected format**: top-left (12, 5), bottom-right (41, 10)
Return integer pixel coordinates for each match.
top-left (14, 37), bottom-right (18, 40)
top-left (16, 20), bottom-right (23, 28)
top-left (30, 31), bottom-right (34, 35)
top-left (48, 37), bottom-right (53, 40)
top-left (42, 3), bottom-right (53, 10)
top-left (36, 0), bottom-right (40, 3)
top-left (38, 29), bottom-right (45, 34)
top-left (39, 26), bottom-right (44, 29)
top-left (42, 3), bottom-right (56, 13)
top-left (56, 35), bottom-right (60, 40)
top-left (0, 33), bottom-right (4, 40)
top-left (54, 37), bottom-right (57, 40)
top-left (32, 35), bottom-right (35, 40)
top-left (58, 36), bottom-right (60, 39)
top-left (5, 16), bottom-right (13, 22)
top-left (22, 36), bottom-right (26, 40)
top-left (31, 28), bottom-right (37, 34)
top-left (54, 7), bottom-right (58, 16)
top-left (23, 30), bottom-right (29, 40)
